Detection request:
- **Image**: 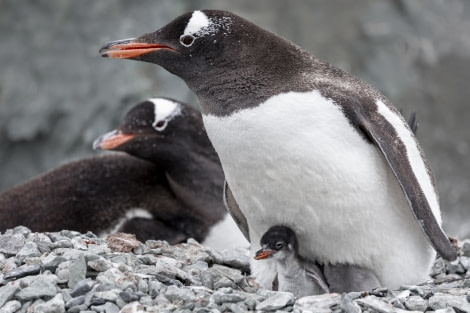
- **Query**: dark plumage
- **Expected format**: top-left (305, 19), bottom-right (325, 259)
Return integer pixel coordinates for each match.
top-left (0, 98), bottom-right (245, 247)
top-left (100, 10), bottom-right (456, 290)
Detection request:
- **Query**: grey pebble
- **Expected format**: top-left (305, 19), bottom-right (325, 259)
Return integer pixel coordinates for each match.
top-left (0, 235), bottom-right (25, 255)
top-left (120, 290), bottom-right (140, 302)
top-left (0, 300), bottom-right (22, 313)
top-left (256, 291), bottom-right (295, 311)
top-left (33, 294), bottom-right (65, 313)
top-left (41, 254), bottom-right (66, 272)
top-left (70, 277), bottom-right (95, 297)
top-left (67, 253), bottom-right (87, 289)
top-left (16, 242), bottom-right (42, 265)
top-left (15, 279), bottom-right (57, 301)
top-left (340, 293), bottom-right (362, 313)
top-left (65, 295), bottom-right (85, 309)
top-left (404, 295), bottom-right (428, 311)
top-left (165, 285), bottom-right (197, 303)
top-left (3, 264), bottom-right (40, 280)
top-left (0, 284), bottom-right (20, 308)
top-left (212, 291), bottom-right (246, 304)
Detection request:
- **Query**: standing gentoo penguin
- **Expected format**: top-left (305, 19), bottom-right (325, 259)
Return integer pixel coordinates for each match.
top-left (100, 10), bottom-right (457, 290)
top-left (255, 225), bottom-right (330, 297)
top-left (0, 98), bottom-right (247, 249)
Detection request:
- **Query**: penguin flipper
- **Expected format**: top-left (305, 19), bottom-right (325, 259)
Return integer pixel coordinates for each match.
top-left (223, 181), bottom-right (250, 242)
top-left (345, 97), bottom-right (457, 261)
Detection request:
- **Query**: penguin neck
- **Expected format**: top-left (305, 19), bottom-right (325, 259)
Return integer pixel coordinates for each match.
top-left (187, 41), bottom-right (316, 117)
top-left (164, 146), bottom-right (225, 221)
top-left (277, 252), bottom-right (303, 279)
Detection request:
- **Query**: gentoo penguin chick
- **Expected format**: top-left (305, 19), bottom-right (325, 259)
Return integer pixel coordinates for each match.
top-left (100, 10), bottom-right (456, 290)
top-left (255, 225), bottom-right (329, 297)
top-left (94, 97), bottom-right (248, 249)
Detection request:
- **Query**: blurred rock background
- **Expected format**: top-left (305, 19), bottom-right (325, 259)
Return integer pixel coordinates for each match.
top-left (0, 0), bottom-right (469, 237)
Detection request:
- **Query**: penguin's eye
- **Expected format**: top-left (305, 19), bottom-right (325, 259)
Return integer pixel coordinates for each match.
top-left (180, 35), bottom-right (195, 47)
top-left (275, 242), bottom-right (284, 250)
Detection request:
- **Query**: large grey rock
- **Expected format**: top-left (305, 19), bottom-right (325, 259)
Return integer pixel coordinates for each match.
top-left (0, 235), bottom-right (25, 256)
top-left (67, 253), bottom-right (87, 289)
top-left (33, 294), bottom-right (65, 313)
top-left (0, 300), bottom-right (21, 313)
top-left (255, 291), bottom-right (295, 311)
top-left (15, 279), bottom-right (57, 301)
top-left (0, 284), bottom-right (20, 308)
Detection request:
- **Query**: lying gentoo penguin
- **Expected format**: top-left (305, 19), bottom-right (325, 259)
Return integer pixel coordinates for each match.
top-left (255, 225), bottom-right (330, 297)
top-left (94, 97), bottom-right (247, 249)
top-left (0, 97), bottom-right (247, 249)
top-left (100, 10), bottom-right (457, 290)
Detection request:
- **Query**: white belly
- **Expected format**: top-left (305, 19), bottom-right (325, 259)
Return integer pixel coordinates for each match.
top-left (202, 90), bottom-right (436, 289)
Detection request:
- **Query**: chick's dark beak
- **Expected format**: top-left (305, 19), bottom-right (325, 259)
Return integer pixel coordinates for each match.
top-left (254, 248), bottom-right (273, 260)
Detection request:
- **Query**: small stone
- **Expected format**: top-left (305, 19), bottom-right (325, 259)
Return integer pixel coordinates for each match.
top-left (0, 284), bottom-right (20, 308)
top-left (446, 260), bottom-right (465, 274)
top-left (256, 291), bottom-right (295, 311)
top-left (12, 226), bottom-right (31, 237)
top-left (15, 279), bottom-right (57, 301)
top-left (212, 291), bottom-right (246, 304)
top-left (356, 296), bottom-right (400, 313)
top-left (106, 233), bottom-right (141, 253)
top-left (0, 235), bottom-right (25, 255)
top-left (3, 264), bottom-right (40, 280)
top-left (165, 285), bottom-right (197, 303)
top-left (40, 254), bottom-right (66, 272)
top-left (120, 291), bottom-right (140, 303)
top-left (462, 242), bottom-right (470, 257)
top-left (65, 295), bottom-right (85, 309)
top-left (67, 304), bottom-right (89, 313)
top-left (460, 256), bottom-right (470, 270)
top-left (294, 294), bottom-right (341, 313)
top-left (93, 289), bottom-right (120, 302)
top-left (67, 253), bottom-right (87, 289)
top-left (214, 276), bottom-right (235, 289)
top-left (33, 294), bottom-right (65, 313)
top-left (400, 285), bottom-right (424, 297)
top-left (120, 301), bottom-right (145, 313)
top-left (220, 248), bottom-right (250, 271)
top-left (404, 295), bottom-right (428, 311)
top-left (16, 242), bottom-right (42, 265)
top-left (0, 300), bottom-right (21, 313)
top-left (147, 280), bottom-right (163, 297)
top-left (429, 293), bottom-right (470, 312)
top-left (340, 293), bottom-right (362, 313)
top-left (435, 308), bottom-right (457, 313)
top-left (71, 238), bottom-right (88, 250)
top-left (88, 256), bottom-right (112, 272)
top-left (70, 278), bottom-right (95, 297)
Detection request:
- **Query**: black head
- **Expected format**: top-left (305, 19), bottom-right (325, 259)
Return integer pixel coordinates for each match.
top-left (93, 98), bottom-right (210, 167)
top-left (254, 225), bottom-right (299, 261)
top-left (100, 10), bottom-right (313, 116)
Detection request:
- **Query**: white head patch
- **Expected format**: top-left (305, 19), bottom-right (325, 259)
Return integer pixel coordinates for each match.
top-left (149, 98), bottom-right (182, 131)
top-left (183, 10), bottom-right (232, 38)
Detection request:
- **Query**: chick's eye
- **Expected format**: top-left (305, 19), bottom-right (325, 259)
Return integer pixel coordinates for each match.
top-left (275, 242), bottom-right (283, 249)
top-left (180, 35), bottom-right (195, 47)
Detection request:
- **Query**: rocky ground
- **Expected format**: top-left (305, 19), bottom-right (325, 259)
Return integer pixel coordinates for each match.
top-left (0, 227), bottom-right (469, 313)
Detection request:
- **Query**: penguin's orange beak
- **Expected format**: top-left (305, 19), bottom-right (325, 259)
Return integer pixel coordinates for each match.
top-left (99, 38), bottom-right (175, 59)
top-left (254, 248), bottom-right (273, 260)
top-left (93, 130), bottom-right (135, 150)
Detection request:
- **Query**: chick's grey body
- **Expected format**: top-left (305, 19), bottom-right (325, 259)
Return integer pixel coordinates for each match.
top-left (101, 10), bottom-right (456, 291)
top-left (256, 226), bottom-right (329, 297)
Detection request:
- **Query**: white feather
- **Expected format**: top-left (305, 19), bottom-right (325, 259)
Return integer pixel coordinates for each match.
top-left (203, 90), bottom-right (437, 289)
